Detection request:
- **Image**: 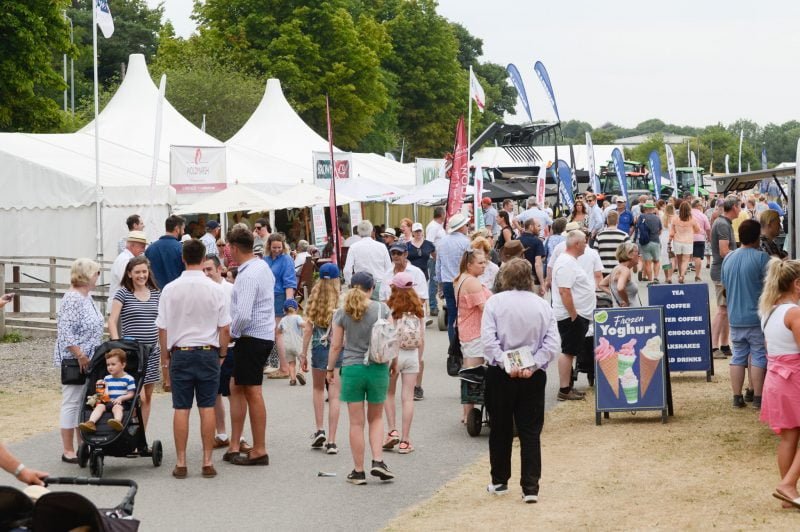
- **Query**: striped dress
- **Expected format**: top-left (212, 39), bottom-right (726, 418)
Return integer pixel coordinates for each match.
top-left (114, 288), bottom-right (161, 384)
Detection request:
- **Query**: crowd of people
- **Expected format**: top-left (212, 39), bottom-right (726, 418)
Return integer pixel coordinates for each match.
top-left (0, 184), bottom-right (793, 509)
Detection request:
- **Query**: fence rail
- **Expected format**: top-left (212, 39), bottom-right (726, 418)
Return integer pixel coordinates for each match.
top-left (0, 257), bottom-right (110, 337)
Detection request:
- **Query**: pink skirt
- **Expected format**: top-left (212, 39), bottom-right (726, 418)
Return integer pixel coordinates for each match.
top-left (760, 354), bottom-right (800, 434)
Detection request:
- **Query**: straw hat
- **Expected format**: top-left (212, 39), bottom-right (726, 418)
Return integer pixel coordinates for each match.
top-left (500, 240), bottom-right (526, 262)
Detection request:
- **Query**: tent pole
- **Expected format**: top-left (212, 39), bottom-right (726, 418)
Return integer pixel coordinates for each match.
top-left (384, 201), bottom-right (389, 228)
top-left (92, 4), bottom-right (104, 272)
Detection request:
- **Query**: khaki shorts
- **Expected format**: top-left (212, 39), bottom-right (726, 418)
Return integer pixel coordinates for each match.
top-left (714, 282), bottom-right (727, 307)
top-left (395, 349), bottom-right (420, 374)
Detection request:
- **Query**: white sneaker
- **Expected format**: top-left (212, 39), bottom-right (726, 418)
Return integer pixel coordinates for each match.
top-left (263, 366), bottom-right (279, 374)
top-left (487, 483), bottom-right (508, 495)
top-left (522, 494), bottom-right (538, 504)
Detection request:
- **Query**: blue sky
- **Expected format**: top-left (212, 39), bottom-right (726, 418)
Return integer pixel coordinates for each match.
top-left (149, 0), bottom-right (799, 128)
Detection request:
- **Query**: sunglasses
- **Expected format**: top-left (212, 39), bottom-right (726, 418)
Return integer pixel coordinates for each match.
top-left (254, 226), bottom-right (263, 230)
top-left (390, 250), bottom-right (406, 256)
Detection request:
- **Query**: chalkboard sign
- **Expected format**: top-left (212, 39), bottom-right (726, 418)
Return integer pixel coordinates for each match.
top-left (594, 306), bottom-right (670, 425)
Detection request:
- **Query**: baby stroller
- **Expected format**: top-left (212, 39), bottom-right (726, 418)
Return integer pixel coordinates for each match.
top-left (459, 366), bottom-right (489, 437)
top-left (572, 292), bottom-right (614, 387)
top-left (77, 339), bottom-right (163, 478)
top-left (0, 477), bottom-right (139, 531)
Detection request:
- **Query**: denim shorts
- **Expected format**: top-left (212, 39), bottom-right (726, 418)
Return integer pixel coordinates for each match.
top-left (170, 349), bottom-right (220, 409)
top-left (274, 292), bottom-right (286, 318)
top-left (311, 345), bottom-right (342, 371)
top-left (730, 326), bottom-right (767, 369)
top-left (640, 241), bottom-right (661, 261)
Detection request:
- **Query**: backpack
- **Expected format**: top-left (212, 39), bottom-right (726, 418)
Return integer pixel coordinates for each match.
top-left (395, 313), bottom-right (422, 350)
top-left (366, 304), bottom-right (399, 364)
top-left (637, 216), bottom-right (651, 246)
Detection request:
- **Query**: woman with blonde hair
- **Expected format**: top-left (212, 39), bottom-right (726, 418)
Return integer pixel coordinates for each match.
top-left (327, 272), bottom-right (394, 484)
top-left (471, 235), bottom-right (499, 290)
top-left (54, 258), bottom-right (103, 463)
top-left (758, 259), bottom-right (800, 508)
top-left (669, 201), bottom-right (700, 283)
top-left (300, 263), bottom-right (343, 454)
top-left (660, 204), bottom-right (675, 283)
top-left (599, 242), bottom-right (640, 307)
top-left (760, 209), bottom-right (787, 259)
top-left (383, 272), bottom-right (425, 454)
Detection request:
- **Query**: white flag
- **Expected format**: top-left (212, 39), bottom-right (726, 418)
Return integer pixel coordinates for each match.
top-left (469, 68), bottom-right (486, 112)
top-left (96, 0), bottom-right (114, 38)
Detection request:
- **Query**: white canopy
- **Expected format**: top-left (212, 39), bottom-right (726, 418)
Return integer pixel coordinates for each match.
top-left (393, 178), bottom-right (475, 205)
top-left (327, 176), bottom-right (409, 203)
top-left (252, 182), bottom-right (356, 211)
top-left (174, 183), bottom-right (279, 215)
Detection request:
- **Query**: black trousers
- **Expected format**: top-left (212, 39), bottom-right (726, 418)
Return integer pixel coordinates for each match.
top-left (484, 365), bottom-right (546, 495)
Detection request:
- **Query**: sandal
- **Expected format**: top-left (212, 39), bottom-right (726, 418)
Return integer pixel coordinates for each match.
top-left (382, 430), bottom-right (400, 450)
top-left (398, 441), bottom-right (414, 454)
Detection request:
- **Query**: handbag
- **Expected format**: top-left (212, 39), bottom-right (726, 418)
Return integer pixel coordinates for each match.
top-left (60, 358), bottom-right (86, 385)
top-left (446, 280), bottom-right (465, 377)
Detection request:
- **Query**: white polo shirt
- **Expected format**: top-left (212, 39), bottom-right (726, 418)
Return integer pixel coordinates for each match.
top-left (343, 237), bottom-right (392, 285)
top-left (379, 262), bottom-right (428, 302)
top-left (155, 270), bottom-right (231, 350)
top-left (551, 253), bottom-right (596, 321)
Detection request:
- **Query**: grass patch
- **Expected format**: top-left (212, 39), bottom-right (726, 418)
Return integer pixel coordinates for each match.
top-left (1, 331), bottom-right (25, 343)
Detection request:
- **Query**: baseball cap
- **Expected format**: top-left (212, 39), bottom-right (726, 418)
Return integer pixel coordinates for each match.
top-left (126, 230), bottom-right (148, 244)
top-left (643, 202), bottom-right (656, 209)
top-left (411, 222), bottom-right (424, 232)
top-left (390, 271), bottom-right (415, 289)
top-left (350, 271), bottom-right (375, 291)
top-left (481, 197), bottom-right (492, 205)
top-left (319, 263), bottom-right (340, 280)
top-left (616, 198), bottom-right (626, 203)
top-left (283, 299), bottom-right (298, 311)
top-left (389, 242), bottom-right (407, 253)
top-left (206, 220), bottom-right (220, 229)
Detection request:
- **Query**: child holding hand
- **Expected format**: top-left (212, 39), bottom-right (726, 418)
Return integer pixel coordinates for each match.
top-left (79, 348), bottom-right (136, 433)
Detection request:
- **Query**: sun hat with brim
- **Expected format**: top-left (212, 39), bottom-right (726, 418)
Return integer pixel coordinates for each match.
top-left (319, 263), bottom-right (340, 280)
top-left (382, 228), bottom-right (397, 237)
top-left (564, 221), bottom-right (582, 232)
top-left (350, 271), bottom-right (375, 291)
top-left (126, 230), bottom-right (148, 244)
top-left (500, 240), bottom-right (526, 262)
top-left (390, 271), bottom-right (415, 289)
top-left (447, 213), bottom-right (469, 233)
top-left (643, 202), bottom-right (656, 209)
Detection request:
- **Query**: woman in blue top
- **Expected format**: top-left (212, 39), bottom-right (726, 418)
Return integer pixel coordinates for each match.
top-left (265, 233), bottom-right (298, 376)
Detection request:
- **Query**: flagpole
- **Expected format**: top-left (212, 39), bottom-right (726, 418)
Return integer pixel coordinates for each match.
top-left (467, 66), bottom-right (473, 160)
top-left (92, 2), bottom-right (104, 266)
top-left (325, 95), bottom-right (339, 266)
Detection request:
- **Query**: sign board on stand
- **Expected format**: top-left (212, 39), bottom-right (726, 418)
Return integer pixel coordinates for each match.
top-left (647, 284), bottom-right (713, 381)
top-left (593, 307), bottom-right (672, 425)
top-left (170, 146), bottom-right (227, 196)
top-left (313, 152), bottom-right (352, 184)
top-left (311, 204), bottom-right (328, 248)
top-left (415, 158), bottom-right (446, 186)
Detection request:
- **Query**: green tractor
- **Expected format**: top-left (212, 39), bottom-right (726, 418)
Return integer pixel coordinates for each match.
top-left (660, 167), bottom-right (711, 199)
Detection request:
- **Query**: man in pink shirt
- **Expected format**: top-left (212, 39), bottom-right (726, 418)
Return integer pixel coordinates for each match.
top-left (691, 199), bottom-right (711, 279)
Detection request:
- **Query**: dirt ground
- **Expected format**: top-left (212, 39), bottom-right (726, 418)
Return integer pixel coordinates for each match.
top-left (0, 385), bottom-right (61, 444)
top-left (385, 361), bottom-right (799, 531)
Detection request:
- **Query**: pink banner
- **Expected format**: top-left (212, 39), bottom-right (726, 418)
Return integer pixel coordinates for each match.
top-left (446, 116), bottom-right (468, 225)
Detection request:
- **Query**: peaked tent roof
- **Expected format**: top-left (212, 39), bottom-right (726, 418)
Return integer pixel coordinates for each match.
top-left (79, 54), bottom-right (223, 163)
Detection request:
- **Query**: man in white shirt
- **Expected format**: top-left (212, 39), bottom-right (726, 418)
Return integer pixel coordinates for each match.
top-left (516, 197), bottom-right (552, 238)
top-left (156, 239), bottom-right (231, 478)
top-left (343, 226), bottom-right (362, 247)
top-left (425, 207), bottom-right (446, 316)
top-left (343, 220), bottom-right (392, 299)
top-left (117, 214), bottom-right (144, 254)
top-left (108, 231), bottom-right (147, 306)
top-left (200, 221), bottom-right (221, 257)
top-left (551, 230), bottom-right (596, 402)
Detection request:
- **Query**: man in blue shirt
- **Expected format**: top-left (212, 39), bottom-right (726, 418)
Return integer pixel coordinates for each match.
top-left (264, 233), bottom-right (297, 378)
top-left (721, 219), bottom-right (770, 409)
top-left (435, 213), bottom-right (471, 342)
top-left (614, 198), bottom-right (634, 235)
top-left (145, 214), bottom-right (185, 288)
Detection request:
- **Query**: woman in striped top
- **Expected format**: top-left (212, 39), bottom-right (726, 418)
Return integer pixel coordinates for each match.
top-left (108, 255), bottom-right (161, 428)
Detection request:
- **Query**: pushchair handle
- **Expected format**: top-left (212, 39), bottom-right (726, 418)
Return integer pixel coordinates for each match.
top-left (43, 477), bottom-right (138, 515)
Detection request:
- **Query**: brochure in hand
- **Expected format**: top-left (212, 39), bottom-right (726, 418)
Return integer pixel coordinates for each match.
top-left (501, 346), bottom-right (535, 374)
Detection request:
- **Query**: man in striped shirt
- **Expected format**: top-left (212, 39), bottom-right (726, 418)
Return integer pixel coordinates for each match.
top-left (592, 210), bottom-right (630, 275)
top-left (224, 226), bottom-right (275, 466)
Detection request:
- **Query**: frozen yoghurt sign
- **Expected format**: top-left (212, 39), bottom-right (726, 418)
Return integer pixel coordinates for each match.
top-left (593, 307), bottom-right (669, 424)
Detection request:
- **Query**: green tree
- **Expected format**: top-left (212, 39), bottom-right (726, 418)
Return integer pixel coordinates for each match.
top-left (0, 0), bottom-right (72, 131)
top-left (561, 120), bottom-right (593, 143)
top-left (195, 0), bottom-right (388, 150)
top-left (591, 129), bottom-right (617, 144)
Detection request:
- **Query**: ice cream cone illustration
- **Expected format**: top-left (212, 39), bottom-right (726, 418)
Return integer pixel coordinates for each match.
top-left (639, 336), bottom-right (663, 396)
top-left (595, 337), bottom-right (619, 399)
top-left (617, 338), bottom-right (637, 377)
top-left (620, 367), bottom-right (639, 404)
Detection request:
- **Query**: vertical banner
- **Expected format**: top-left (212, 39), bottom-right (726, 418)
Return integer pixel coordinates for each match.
top-left (446, 116), bottom-right (468, 224)
top-left (533, 61), bottom-right (560, 122)
top-left (506, 63), bottom-right (533, 122)
top-left (611, 148), bottom-right (629, 203)
top-left (738, 129), bottom-right (744, 173)
top-left (415, 158), bottom-right (446, 186)
top-left (690, 151), bottom-right (699, 197)
top-left (647, 284), bottom-right (713, 377)
top-left (585, 132), bottom-right (600, 193)
top-left (349, 201), bottom-right (362, 231)
top-left (311, 204), bottom-right (328, 248)
top-left (648, 150), bottom-right (662, 198)
top-left (593, 307), bottom-right (669, 424)
top-left (473, 164), bottom-right (485, 230)
top-left (557, 160), bottom-right (574, 210)
top-left (665, 144), bottom-right (677, 198)
top-left (725, 154), bottom-right (730, 174)
top-left (535, 164), bottom-right (547, 206)
top-left (760, 147), bottom-right (769, 193)
top-left (568, 144), bottom-right (578, 197)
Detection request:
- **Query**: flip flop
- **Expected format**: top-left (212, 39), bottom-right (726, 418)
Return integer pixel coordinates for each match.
top-left (773, 489), bottom-right (800, 509)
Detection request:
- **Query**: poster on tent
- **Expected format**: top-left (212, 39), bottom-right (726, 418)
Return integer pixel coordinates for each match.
top-left (313, 152), bottom-right (352, 186)
top-left (170, 146), bottom-right (227, 196)
top-left (349, 202), bottom-right (363, 230)
top-left (415, 158), bottom-right (446, 186)
top-left (594, 306), bottom-right (668, 422)
top-left (311, 204), bottom-right (328, 248)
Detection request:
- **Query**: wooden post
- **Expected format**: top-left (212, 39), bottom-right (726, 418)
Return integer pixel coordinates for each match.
top-left (12, 265), bottom-right (19, 312)
top-left (49, 257), bottom-right (57, 320)
top-left (0, 263), bottom-right (5, 338)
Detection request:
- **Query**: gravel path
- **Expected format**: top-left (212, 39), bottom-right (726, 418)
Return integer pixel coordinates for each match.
top-left (0, 337), bottom-right (58, 390)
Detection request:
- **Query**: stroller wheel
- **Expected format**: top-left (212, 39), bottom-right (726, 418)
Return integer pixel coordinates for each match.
top-left (152, 440), bottom-right (163, 467)
top-left (77, 442), bottom-right (90, 468)
top-left (466, 408), bottom-right (482, 437)
top-left (437, 309), bottom-right (447, 331)
top-left (90, 453), bottom-right (104, 478)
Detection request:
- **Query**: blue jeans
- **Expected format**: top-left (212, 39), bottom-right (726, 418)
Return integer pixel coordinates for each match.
top-left (428, 257), bottom-right (438, 312)
top-left (442, 281), bottom-right (457, 343)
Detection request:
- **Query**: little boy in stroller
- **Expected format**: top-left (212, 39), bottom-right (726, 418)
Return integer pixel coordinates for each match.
top-left (79, 349), bottom-right (135, 433)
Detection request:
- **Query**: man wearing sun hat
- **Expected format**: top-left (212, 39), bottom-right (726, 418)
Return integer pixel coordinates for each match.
top-left (108, 230), bottom-right (148, 305)
top-left (435, 212), bottom-right (471, 342)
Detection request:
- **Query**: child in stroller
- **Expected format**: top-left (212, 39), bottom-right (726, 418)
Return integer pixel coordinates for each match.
top-left (79, 349), bottom-right (135, 433)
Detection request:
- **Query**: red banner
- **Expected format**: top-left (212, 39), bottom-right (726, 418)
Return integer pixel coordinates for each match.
top-left (326, 96), bottom-right (339, 265)
top-left (446, 116), bottom-right (468, 226)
